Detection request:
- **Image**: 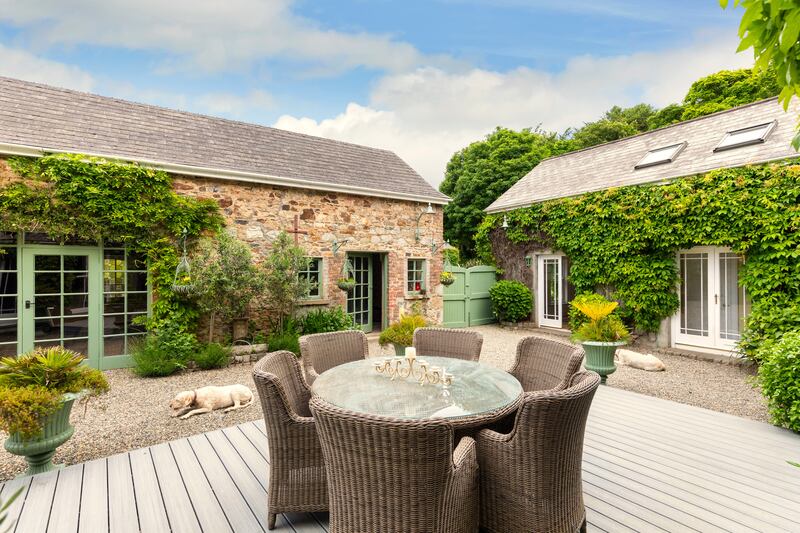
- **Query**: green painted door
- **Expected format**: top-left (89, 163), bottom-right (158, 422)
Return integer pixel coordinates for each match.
top-left (346, 254), bottom-right (373, 333)
top-left (443, 266), bottom-right (497, 328)
top-left (20, 247), bottom-right (102, 368)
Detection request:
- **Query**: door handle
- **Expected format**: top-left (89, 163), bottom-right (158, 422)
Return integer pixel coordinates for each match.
top-left (25, 299), bottom-right (32, 309)
top-left (714, 294), bottom-right (718, 305)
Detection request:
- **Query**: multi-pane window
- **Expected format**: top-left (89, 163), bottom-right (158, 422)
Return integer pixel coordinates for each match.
top-left (102, 248), bottom-right (149, 356)
top-left (407, 259), bottom-right (426, 294)
top-left (299, 258), bottom-right (322, 299)
top-left (0, 233), bottom-right (18, 356)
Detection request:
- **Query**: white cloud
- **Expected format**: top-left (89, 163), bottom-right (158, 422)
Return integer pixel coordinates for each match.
top-left (0, 43), bottom-right (95, 91)
top-left (0, 0), bottom-right (444, 74)
top-left (275, 31), bottom-right (753, 186)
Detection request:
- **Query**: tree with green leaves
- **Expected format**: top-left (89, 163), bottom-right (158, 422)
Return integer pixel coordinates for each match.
top-left (263, 231), bottom-right (313, 332)
top-left (572, 104), bottom-right (656, 149)
top-left (722, 0), bottom-right (800, 147)
top-left (439, 127), bottom-right (571, 259)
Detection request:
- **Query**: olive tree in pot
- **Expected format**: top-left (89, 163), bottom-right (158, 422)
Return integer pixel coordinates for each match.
top-left (0, 347), bottom-right (108, 476)
top-left (570, 296), bottom-right (630, 384)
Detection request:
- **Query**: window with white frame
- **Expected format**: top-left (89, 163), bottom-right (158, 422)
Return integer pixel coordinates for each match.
top-left (299, 258), bottom-right (323, 299)
top-left (407, 259), bottom-right (426, 294)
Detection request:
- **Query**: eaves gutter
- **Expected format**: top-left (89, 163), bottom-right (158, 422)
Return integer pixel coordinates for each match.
top-left (0, 142), bottom-right (450, 205)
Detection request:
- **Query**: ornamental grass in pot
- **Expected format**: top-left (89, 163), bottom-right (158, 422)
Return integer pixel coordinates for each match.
top-left (378, 313), bottom-right (427, 355)
top-left (570, 298), bottom-right (630, 384)
top-left (0, 347), bottom-right (109, 476)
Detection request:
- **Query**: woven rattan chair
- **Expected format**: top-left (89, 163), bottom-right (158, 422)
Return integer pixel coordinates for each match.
top-left (476, 371), bottom-right (601, 533)
top-left (412, 327), bottom-right (484, 361)
top-left (299, 330), bottom-right (369, 385)
top-left (509, 336), bottom-right (585, 392)
top-left (252, 351), bottom-right (327, 530)
top-left (309, 396), bottom-right (480, 533)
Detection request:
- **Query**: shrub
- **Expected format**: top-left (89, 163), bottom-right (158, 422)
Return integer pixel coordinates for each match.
top-left (489, 280), bottom-right (532, 323)
top-left (741, 300), bottom-right (800, 362)
top-left (0, 346), bottom-right (109, 438)
top-left (570, 298), bottom-right (630, 343)
top-left (268, 331), bottom-right (301, 356)
top-left (378, 313), bottom-right (427, 347)
top-left (194, 343), bottom-right (231, 370)
top-left (758, 332), bottom-right (800, 432)
top-left (131, 323), bottom-right (197, 377)
top-left (299, 306), bottom-right (356, 335)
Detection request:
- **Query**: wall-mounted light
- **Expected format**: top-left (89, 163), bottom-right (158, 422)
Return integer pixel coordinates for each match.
top-left (501, 214), bottom-right (509, 229)
top-left (415, 202), bottom-right (435, 242)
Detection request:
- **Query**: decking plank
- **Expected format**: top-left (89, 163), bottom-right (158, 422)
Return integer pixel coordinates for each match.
top-left (107, 453), bottom-right (139, 533)
top-left (583, 491), bottom-right (664, 532)
top-left (13, 470), bottom-right (58, 533)
top-left (77, 458), bottom-right (107, 533)
top-left (46, 464), bottom-right (83, 533)
top-left (169, 438), bottom-right (234, 533)
top-left (0, 475), bottom-right (31, 533)
top-left (128, 448), bottom-right (171, 533)
top-left (186, 433), bottom-right (265, 532)
top-left (149, 442), bottom-right (202, 533)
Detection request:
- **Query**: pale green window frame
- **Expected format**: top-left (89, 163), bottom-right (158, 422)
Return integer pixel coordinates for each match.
top-left (0, 232), bottom-right (19, 357)
top-left (299, 257), bottom-right (323, 299)
top-left (101, 246), bottom-right (151, 358)
top-left (407, 259), bottom-right (426, 294)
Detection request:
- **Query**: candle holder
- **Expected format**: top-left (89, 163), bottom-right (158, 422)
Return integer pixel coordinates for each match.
top-left (374, 353), bottom-right (453, 386)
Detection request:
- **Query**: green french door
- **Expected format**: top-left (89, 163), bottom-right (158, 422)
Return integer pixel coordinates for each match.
top-left (346, 254), bottom-right (373, 333)
top-left (20, 247), bottom-right (102, 368)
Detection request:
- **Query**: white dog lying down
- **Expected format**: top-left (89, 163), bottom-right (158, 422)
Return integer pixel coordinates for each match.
top-left (616, 349), bottom-right (666, 372)
top-left (170, 384), bottom-right (254, 419)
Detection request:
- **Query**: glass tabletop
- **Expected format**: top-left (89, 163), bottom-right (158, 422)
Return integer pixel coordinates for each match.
top-left (311, 356), bottom-right (523, 422)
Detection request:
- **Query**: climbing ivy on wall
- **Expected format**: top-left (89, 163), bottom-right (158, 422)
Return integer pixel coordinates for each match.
top-left (0, 154), bottom-right (224, 330)
top-left (475, 161), bottom-right (800, 358)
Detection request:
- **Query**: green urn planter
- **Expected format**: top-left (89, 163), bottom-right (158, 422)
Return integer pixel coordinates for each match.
top-left (4, 392), bottom-right (80, 477)
top-left (582, 341), bottom-right (626, 384)
top-left (392, 343), bottom-right (409, 356)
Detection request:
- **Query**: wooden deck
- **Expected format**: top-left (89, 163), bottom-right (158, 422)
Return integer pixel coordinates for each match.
top-left (2, 386), bottom-right (799, 532)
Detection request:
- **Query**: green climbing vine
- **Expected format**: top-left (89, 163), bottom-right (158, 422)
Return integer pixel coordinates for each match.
top-left (475, 160), bottom-right (800, 359)
top-left (0, 154), bottom-right (224, 330)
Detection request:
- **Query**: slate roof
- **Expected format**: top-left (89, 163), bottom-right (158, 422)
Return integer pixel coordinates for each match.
top-left (0, 76), bottom-right (448, 203)
top-left (486, 97), bottom-right (800, 213)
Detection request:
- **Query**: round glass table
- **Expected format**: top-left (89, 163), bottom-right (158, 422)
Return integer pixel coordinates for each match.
top-left (311, 356), bottom-right (524, 429)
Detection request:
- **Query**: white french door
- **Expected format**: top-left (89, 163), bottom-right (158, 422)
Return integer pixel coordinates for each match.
top-left (537, 255), bottom-right (563, 328)
top-left (674, 247), bottom-right (748, 351)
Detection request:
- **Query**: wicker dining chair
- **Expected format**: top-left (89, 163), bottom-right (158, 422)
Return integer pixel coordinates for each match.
top-left (476, 371), bottom-right (601, 533)
top-left (509, 336), bottom-right (585, 392)
top-left (412, 327), bottom-right (484, 361)
top-left (309, 396), bottom-right (480, 533)
top-left (299, 330), bottom-right (369, 385)
top-left (252, 351), bottom-right (328, 530)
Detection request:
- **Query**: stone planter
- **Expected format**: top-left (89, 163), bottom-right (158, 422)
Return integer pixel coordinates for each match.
top-left (4, 392), bottom-right (81, 477)
top-left (582, 341), bottom-right (626, 384)
top-left (231, 318), bottom-right (249, 341)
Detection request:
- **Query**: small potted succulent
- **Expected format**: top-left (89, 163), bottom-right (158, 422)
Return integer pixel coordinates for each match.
top-left (570, 297), bottom-right (630, 384)
top-left (0, 346), bottom-right (109, 476)
top-left (440, 271), bottom-right (455, 286)
top-left (378, 313), bottom-right (427, 355)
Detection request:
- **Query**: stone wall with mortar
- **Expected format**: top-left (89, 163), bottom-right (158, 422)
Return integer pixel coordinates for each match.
top-left (172, 175), bottom-right (445, 327)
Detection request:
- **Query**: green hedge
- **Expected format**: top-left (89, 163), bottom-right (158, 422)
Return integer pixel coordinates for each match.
top-left (489, 280), bottom-right (533, 323)
top-left (758, 332), bottom-right (800, 432)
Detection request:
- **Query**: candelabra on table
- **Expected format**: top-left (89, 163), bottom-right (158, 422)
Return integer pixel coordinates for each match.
top-left (373, 347), bottom-right (453, 386)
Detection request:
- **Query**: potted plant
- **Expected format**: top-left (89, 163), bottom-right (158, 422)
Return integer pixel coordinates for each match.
top-left (378, 313), bottom-right (427, 355)
top-left (570, 297), bottom-right (630, 384)
top-left (440, 271), bottom-right (455, 286)
top-left (337, 277), bottom-right (356, 292)
top-left (0, 346), bottom-right (109, 476)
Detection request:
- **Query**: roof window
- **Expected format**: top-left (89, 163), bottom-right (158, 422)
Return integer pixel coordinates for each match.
top-left (714, 121), bottom-right (776, 152)
top-left (634, 142), bottom-right (687, 170)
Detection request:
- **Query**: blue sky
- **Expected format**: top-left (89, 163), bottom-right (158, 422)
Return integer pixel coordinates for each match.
top-left (0, 1), bottom-right (749, 184)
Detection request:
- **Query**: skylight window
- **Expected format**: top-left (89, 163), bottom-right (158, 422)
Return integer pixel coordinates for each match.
top-left (714, 121), bottom-right (776, 152)
top-left (634, 142), bottom-right (687, 170)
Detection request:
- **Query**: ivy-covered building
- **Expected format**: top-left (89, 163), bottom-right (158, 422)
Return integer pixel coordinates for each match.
top-left (0, 76), bottom-right (448, 368)
top-left (485, 97), bottom-right (800, 357)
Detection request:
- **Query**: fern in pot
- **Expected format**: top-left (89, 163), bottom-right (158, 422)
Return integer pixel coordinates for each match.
top-left (570, 298), bottom-right (630, 384)
top-left (0, 347), bottom-right (109, 476)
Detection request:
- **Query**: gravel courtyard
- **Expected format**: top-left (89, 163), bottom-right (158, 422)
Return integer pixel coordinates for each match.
top-left (0, 325), bottom-right (768, 480)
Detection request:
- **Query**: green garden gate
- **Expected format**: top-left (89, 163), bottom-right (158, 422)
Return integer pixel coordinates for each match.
top-left (442, 266), bottom-right (497, 328)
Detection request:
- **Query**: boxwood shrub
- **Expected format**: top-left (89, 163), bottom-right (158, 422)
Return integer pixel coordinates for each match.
top-left (489, 280), bottom-right (533, 323)
top-left (758, 332), bottom-right (800, 432)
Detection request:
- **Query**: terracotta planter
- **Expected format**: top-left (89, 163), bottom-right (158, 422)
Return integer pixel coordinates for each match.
top-left (582, 341), bottom-right (626, 384)
top-left (4, 392), bottom-right (81, 477)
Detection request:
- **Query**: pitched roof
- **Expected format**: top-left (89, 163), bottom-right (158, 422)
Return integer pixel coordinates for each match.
top-left (486, 97), bottom-right (800, 213)
top-left (0, 76), bottom-right (448, 204)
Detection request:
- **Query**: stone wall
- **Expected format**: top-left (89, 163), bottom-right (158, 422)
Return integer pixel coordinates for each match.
top-left (173, 175), bottom-right (445, 326)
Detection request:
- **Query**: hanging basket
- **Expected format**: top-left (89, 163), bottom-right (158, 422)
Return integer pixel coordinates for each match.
top-left (440, 271), bottom-right (455, 286)
top-left (337, 259), bottom-right (356, 292)
top-left (172, 229), bottom-right (195, 297)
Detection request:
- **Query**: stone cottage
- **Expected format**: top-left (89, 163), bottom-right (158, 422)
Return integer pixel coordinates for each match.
top-left (486, 97), bottom-right (800, 358)
top-left (0, 76), bottom-right (448, 368)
